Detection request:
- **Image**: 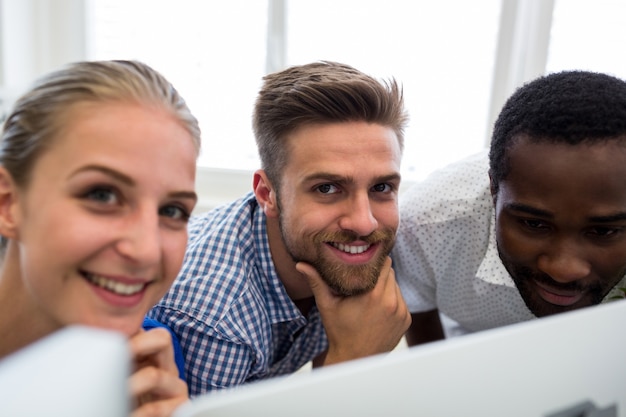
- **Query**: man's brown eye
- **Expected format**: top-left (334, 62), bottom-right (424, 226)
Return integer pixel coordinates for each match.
top-left (372, 183), bottom-right (390, 192)
top-left (317, 184), bottom-right (338, 194)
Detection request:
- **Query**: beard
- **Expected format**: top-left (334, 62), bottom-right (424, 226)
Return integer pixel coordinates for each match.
top-left (279, 219), bottom-right (396, 296)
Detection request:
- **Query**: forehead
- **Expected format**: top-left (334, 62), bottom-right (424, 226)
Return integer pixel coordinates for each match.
top-left (56, 100), bottom-right (190, 146)
top-left (500, 137), bottom-right (626, 211)
top-left (33, 101), bottom-right (197, 184)
top-left (284, 121), bottom-right (402, 177)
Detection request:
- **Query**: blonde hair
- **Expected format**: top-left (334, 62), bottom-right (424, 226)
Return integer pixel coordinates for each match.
top-left (1, 59), bottom-right (200, 187)
top-left (253, 61), bottom-right (408, 189)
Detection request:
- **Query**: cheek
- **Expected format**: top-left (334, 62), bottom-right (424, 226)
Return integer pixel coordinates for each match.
top-left (495, 218), bottom-right (534, 262)
top-left (282, 202), bottom-right (328, 234)
top-left (161, 232), bottom-right (189, 282)
top-left (593, 247), bottom-right (626, 275)
top-left (19, 212), bottom-right (86, 272)
top-left (377, 204), bottom-right (399, 229)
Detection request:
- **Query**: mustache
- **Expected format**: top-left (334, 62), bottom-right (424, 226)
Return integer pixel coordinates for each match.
top-left (313, 228), bottom-right (395, 244)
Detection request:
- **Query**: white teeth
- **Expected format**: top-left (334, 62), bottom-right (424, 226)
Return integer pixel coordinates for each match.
top-left (85, 273), bottom-right (145, 296)
top-left (332, 242), bottom-right (370, 254)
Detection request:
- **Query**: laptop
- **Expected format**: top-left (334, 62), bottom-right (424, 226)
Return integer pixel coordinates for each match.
top-left (175, 300), bottom-right (626, 417)
top-left (0, 326), bottom-right (130, 417)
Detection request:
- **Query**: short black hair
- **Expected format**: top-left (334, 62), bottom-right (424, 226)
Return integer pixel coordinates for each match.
top-left (489, 70), bottom-right (626, 192)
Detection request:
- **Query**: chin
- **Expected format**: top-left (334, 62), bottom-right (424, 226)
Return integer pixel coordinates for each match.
top-left (329, 278), bottom-right (377, 297)
top-left (79, 315), bottom-right (142, 338)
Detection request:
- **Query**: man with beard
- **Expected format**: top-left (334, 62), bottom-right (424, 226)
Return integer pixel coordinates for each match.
top-left (148, 61), bottom-right (411, 395)
top-left (392, 70), bottom-right (626, 346)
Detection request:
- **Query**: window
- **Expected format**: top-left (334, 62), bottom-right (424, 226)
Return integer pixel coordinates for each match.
top-left (86, 0), bottom-right (501, 183)
top-left (10, 0), bottom-right (626, 210)
top-left (86, 0), bottom-right (268, 173)
top-left (547, 0), bottom-right (626, 78)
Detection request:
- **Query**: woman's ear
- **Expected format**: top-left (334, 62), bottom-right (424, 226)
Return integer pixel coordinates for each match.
top-left (0, 167), bottom-right (20, 239)
top-left (253, 170), bottom-right (280, 218)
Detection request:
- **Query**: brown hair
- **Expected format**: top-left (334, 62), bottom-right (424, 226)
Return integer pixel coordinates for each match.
top-left (253, 61), bottom-right (408, 189)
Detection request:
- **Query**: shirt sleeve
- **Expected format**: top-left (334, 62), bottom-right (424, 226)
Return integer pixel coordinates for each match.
top-left (147, 307), bottom-right (255, 397)
top-left (141, 316), bottom-right (186, 381)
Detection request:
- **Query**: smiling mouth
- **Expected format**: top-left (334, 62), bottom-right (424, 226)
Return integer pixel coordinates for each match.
top-left (330, 242), bottom-right (371, 254)
top-left (82, 272), bottom-right (146, 296)
top-left (535, 281), bottom-right (585, 307)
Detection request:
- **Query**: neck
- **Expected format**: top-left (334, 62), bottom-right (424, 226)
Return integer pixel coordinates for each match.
top-left (0, 244), bottom-right (58, 359)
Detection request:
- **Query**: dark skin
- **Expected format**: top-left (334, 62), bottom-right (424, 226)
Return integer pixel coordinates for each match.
top-left (405, 135), bottom-right (626, 346)
top-left (494, 136), bottom-right (626, 316)
top-left (405, 309), bottom-right (444, 346)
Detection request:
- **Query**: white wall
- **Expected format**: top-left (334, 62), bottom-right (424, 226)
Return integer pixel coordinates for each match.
top-left (0, 0), bottom-right (86, 103)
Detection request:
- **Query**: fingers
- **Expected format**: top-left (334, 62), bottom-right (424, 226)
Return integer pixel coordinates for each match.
top-left (372, 258), bottom-right (411, 327)
top-left (130, 328), bottom-right (179, 375)
top-left (128, 328), bottom-right (189, 417)
top-left (369, 256), bottom-right (394, 295)
top-left (129, 361), bottom-right (186, 397)
top-left (295, 261), bottom-right (331, 300)
top-left (131, 399), bottom-right (188, 417)
top-left (129, 366), bottom-right (189, 417)
top-left (391, 269), bottom-right (412, 329)
top-left (301, 255), bottom-right (410, 365)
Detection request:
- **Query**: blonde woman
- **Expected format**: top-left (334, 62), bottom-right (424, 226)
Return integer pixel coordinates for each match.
top-left (0, 60), bottom-right (200, 417)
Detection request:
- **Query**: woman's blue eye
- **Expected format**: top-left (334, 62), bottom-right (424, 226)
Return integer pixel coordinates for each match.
top-left (159, 205), bottom-right (189, 221)
top-left (86, 188), bottom-right (117, 204)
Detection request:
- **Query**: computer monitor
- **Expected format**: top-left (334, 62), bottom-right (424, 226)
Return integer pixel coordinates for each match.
top-left (0, 326), bottom-right (131, 417)
top-left (175, 300), bottom-right (626, 417)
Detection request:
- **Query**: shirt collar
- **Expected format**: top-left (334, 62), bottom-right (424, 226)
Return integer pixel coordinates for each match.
top-left (475, 210), bottom-right (516, 287)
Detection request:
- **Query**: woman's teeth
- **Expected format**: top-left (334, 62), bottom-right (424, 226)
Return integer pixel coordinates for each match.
top-left (85, 273), bottom-right (145, 296)
top-left (331, 242), bottom-right (370, 254)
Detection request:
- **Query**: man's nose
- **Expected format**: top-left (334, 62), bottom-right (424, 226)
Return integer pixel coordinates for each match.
top-left (338, 193), bottom-right (378, 237)
top-left (536, 242), bottom-right (591, 283)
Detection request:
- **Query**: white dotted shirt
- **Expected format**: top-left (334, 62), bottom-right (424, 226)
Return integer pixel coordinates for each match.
top-left (392, 150), bottom-right (626, 334)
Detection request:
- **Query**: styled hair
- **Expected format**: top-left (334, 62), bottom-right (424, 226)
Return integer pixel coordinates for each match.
top-left (0, 59), bottom-right (201, 188)
top-left (489, 70), bottom-right (626, 193)
top-left (252, 61), bottom-right (408, 189)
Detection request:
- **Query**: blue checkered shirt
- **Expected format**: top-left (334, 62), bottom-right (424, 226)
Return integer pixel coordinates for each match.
top-left (148, 192), bottom-right (328, 396)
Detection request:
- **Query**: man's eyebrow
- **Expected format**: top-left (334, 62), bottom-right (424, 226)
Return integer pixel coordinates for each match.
top-left (588, 213), bottom-right (626, 223)
top-left (375, 173), bottom-right (402, 184)
top-left (505, 202), bottom-right (626, 223)
top-left (504, 202), bottom-right (552, 218)
top-left (302, 172), bottom-right (352, 183)
top-left (302, 172), bottom-right (401, 184)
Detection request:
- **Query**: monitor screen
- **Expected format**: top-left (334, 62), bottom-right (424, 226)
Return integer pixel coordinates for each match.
top-left (0, 326), bottom-right (130, 417)
top-left (174, 300), bottom-right (626, 417)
